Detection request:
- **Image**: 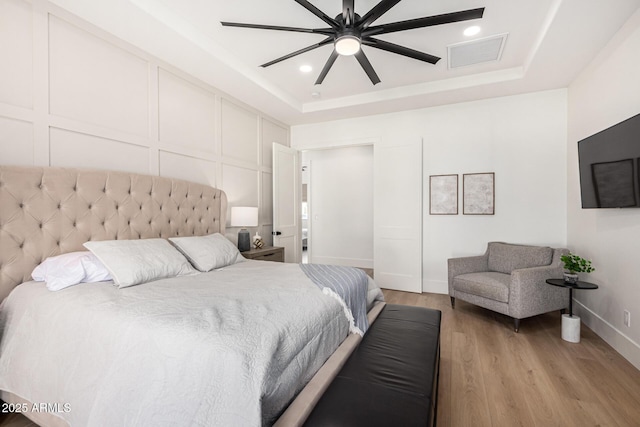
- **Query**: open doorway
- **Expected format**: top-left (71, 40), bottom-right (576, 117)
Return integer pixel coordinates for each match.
top-left (301, 145), bottom-right (373, 270)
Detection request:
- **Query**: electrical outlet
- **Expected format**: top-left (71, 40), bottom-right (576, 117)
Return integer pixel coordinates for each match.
top-left (624, 310), bottom-right (631, 328)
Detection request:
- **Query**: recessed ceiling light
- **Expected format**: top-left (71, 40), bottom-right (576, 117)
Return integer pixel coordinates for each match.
top-left (464, 26), bottom-right (481, 37)
top-left (299, 65), bottom-right (313, 73)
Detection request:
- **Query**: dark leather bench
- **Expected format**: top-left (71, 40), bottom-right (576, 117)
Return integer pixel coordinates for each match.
top-left (304, 304), bottom-right (442, 427)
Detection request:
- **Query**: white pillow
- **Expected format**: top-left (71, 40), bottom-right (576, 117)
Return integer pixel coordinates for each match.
top-left (169, 233), bottom-right (243, 272)
top-left (31, 251), bottom-right (112, 291)
top-left (83, 239), bottom-right (198, 288)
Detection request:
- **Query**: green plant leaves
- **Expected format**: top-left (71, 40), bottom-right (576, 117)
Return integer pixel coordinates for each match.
top-left (561, 253), bottom-right (595, 274)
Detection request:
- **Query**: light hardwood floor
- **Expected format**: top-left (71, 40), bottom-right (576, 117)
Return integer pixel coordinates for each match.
top-left (2, 290), bottom-right (640, 427)
top-left (383, 289), bottom-right (640, 427)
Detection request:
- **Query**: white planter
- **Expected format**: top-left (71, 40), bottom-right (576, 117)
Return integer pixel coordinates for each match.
top-left (562, 314), bottom-right (581, 343)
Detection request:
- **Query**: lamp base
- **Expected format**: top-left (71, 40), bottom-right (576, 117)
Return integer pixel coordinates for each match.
top-left (237, 229), bottom-right (250, 252)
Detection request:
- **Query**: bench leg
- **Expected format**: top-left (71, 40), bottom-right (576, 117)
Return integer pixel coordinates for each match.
top-left (513, 318), bottom-right (520, 333)
top-left (450, 296), bottom-right (455, 308)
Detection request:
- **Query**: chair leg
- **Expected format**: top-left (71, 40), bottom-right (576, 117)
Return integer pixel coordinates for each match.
top-left (513, 318), bottom-right (520, 333)
top-left (450, 296), bottom-right (455, 308)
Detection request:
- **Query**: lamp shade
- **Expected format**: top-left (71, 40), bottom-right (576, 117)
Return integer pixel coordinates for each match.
top-left (230, 207), bottom-right (259, 227)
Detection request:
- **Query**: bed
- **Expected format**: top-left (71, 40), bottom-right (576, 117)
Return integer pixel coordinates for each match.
top-left (0, 165), bottom-right (384, 427)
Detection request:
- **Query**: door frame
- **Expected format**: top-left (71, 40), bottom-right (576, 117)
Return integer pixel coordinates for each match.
top-left (272, 142), bottom-right (301, 263)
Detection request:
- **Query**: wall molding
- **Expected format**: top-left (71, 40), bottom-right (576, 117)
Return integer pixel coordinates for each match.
top-left (422, 279), bottom-right (448, 295)
top-left (0, 0), bottom-right (290, 237)
top-left (291, 135), bottom-right (379, 151)
top-left (0, 103), bottom-right (34, 122)
top-left (575, 298), bottom-right (640, 370)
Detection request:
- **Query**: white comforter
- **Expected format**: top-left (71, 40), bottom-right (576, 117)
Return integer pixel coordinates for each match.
top-left (0, 261), bottom-right (350, 426)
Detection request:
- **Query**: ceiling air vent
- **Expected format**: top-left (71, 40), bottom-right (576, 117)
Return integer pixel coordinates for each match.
top-left (447, 33), bottom-right (508, 69)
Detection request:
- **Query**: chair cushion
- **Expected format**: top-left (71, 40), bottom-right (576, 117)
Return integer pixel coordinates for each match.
top-left (487, 242), bottom-right (553, 274)
top-left (453, 272), bottom-right (511, 303)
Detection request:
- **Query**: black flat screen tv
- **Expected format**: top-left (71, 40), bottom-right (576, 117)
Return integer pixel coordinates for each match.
top-left (578, 112), bottom-right (640, 208)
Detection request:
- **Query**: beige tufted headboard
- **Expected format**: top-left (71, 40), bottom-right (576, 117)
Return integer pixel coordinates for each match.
top-left (0, 166), bottom-right (227, 301)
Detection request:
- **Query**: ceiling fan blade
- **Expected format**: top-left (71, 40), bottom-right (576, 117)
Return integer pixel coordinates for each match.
top-left (354, 49), bottom-right (381, 85)
top-left (363, 8), bottom-right (485, 36)
top-left (295, 0), bottom-right (340, 29)
top-left (363, 37), bottom-right (440, 64)
top-left (221, 21), bottom-right (333, 35)
top-left (261, 37), bottom-right (333, 68)
top-left (358, 0), bottom-right (402, 29)
top-left (315, 50), bottom-right (339, 85)
top-left (343, 0), bottom-right (355, 26)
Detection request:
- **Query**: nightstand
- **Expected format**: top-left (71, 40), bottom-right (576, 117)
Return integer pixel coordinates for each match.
top-left (241, 246), bottom-right (285, 262)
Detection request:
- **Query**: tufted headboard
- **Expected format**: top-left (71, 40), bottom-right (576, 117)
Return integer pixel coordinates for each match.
top-left (0, 166), bottom-right (227, 301)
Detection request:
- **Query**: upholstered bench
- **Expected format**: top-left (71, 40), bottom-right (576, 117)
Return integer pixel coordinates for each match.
top-left (304, 304), bottom-right (442, 427)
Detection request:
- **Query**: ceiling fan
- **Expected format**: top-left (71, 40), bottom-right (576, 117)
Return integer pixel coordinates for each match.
top-left (221, 0), bottom-right (484, 85)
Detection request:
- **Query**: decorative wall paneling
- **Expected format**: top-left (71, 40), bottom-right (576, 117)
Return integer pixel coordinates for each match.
top-left (0, 0), bottom-right (289, 245)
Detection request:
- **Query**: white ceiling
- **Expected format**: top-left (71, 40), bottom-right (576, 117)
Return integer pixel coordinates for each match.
top-left (50, 0), bottom-right (640, 125)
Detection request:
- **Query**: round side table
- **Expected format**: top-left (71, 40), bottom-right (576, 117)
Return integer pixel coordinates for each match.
top-left (546, 279), bottom-right (598, 343)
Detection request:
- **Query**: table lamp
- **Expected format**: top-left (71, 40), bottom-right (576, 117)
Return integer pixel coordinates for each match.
top-left (230, 207), bottom-right (258, 252)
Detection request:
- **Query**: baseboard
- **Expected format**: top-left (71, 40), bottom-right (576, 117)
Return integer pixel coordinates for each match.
top-left (574, 299), bottom-right (640, 370)
top-left (422, 279), bottom-right (448, 295)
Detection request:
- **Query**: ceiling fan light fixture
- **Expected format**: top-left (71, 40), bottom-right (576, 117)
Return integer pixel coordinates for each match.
top-left (222, 3), bottom-right (485, 84)
top-left (335, 35), bottom-right (361, 56)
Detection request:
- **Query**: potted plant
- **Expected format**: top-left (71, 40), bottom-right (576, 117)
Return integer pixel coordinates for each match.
top-left (560, 253), bottom-right (595, 284)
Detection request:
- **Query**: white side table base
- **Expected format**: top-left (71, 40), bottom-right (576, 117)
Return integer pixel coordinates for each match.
top-left (562, 314), bottom-right (581, 343)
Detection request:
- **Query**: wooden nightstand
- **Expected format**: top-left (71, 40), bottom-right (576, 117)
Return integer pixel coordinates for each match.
top-left (241, 246), bottom-right (285, 262)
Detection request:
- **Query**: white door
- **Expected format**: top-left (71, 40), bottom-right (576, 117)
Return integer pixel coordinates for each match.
top-left (373, 138), bottom-right (423, 293)
top-left (273, 143), bottom-right (300, 263)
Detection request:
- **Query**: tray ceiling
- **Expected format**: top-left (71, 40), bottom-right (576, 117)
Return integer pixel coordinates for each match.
top-left (50, 0), bottom-right (640, 124)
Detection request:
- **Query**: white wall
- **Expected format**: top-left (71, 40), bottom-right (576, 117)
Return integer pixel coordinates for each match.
top-left (303, 146), bottom-right (374, 268)
top-left (292, 89), bottom-right (568, 294)
top-left (0, 0), bottom-right (289, 245)
top-left (567, 9), bottom-right (640, 369)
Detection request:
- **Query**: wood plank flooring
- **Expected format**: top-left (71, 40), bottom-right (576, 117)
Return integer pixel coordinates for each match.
top-left (2, 290), bottom-right (640, 426)
top-left (0, 412), bottom-right (37, 427)
top-left (383, 289), bottom-right (640, 427)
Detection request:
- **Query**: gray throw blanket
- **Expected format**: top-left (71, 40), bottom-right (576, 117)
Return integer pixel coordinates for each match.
top-left (300, 264), bottom-right (369, 335)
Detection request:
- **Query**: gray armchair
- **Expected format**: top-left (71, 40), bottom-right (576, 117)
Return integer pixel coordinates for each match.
top-left (448, 242), bottom-right (569, 332)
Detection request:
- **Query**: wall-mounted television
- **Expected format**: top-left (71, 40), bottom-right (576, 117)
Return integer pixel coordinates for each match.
top-left (578, 112), bottom-right (640, 208)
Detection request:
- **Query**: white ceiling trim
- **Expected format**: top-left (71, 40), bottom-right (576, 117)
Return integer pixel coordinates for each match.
top-left (130, 0), bottom-right (303, 111)
top-left (523, 0), bottom-right (563, 72)
top-left (302, 66), bottom-right (525, 113)
top-left (301, 0), bottom-right (564, 114)
top-left (64, 0), bottom-right (637, 124)
top-left (129, 0), bottom-right (553, 116)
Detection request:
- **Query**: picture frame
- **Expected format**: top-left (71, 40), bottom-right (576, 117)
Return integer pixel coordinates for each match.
top-left (429, 174), bottom-right (458, 215)
top-left (463, 172), bottom-right (495, 215)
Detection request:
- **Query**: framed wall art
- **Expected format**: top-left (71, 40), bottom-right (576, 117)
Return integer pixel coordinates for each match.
top-left (463, 172), bottom-right (495, 215)
top-left (429, 174), bottom-right (458, 215)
